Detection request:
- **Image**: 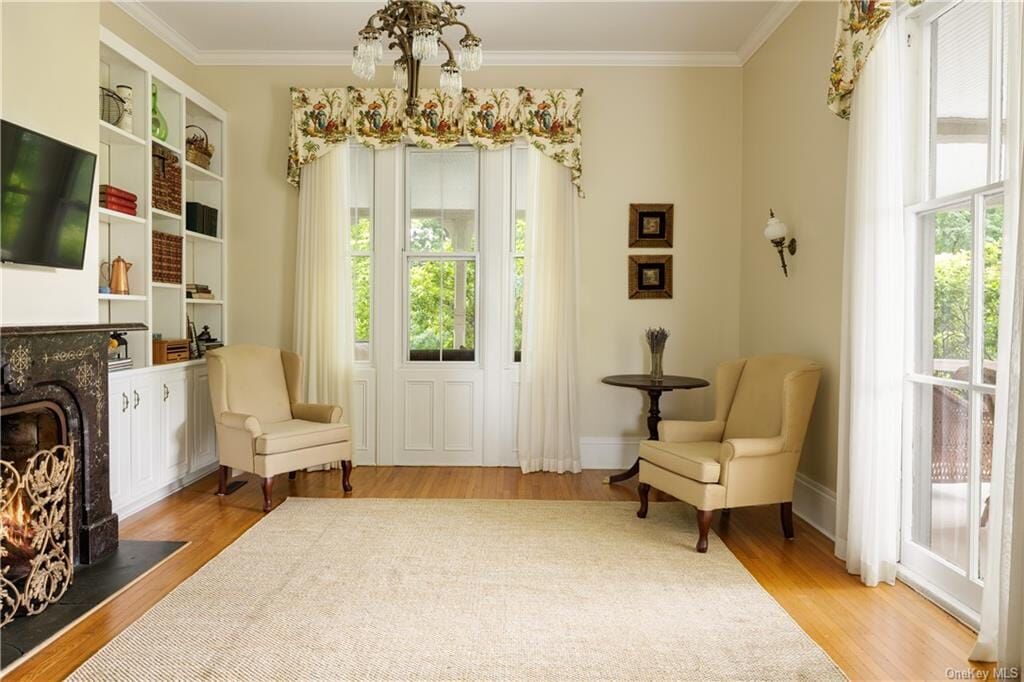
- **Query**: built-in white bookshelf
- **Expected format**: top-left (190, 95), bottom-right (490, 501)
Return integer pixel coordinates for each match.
top-left (98, 28), bottom-right (227, 371)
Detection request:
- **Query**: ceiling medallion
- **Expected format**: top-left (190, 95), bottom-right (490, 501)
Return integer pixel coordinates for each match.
top-left (351, 0), bottom-right (483, 118)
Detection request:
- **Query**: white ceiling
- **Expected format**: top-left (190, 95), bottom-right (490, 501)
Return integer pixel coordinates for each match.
top-left (116, 1), bottom-right (798, 66)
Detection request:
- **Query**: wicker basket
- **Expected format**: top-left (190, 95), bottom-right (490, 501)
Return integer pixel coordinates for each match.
top-left (185, 125), bottom-right (214, 170)
top-left (152, 232), bottom-right (182, 284)
top-left (99, 87), bottom-right (125, 126)
top-left (152, 144), bottom-right (182, 214)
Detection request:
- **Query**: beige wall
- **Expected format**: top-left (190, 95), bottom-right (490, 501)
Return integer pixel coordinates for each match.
top-left (189, 65), bottom-right (744, 438)
top-left (740, 1), bottom-right (848, 490)
top-left (1, 2), bottom-right (100, 325)
top-left (94, 3), bottom-right (852, 470)
top-left (99, 0), bottom-right (746, 440)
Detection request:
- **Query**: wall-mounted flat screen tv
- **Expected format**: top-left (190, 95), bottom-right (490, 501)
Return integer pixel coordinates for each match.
top-left (1, 120), bottom-right (96, 270)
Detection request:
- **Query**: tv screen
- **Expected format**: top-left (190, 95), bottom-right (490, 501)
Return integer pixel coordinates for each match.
top-left (1, 120), bottom-right (96, 269)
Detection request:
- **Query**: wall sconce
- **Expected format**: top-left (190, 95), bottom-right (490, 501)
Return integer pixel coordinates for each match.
top-left (763, 209), bottom-right (797, 277)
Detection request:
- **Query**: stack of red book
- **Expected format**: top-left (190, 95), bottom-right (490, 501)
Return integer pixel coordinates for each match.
top-left (99, 185), bottom-right (138, 217)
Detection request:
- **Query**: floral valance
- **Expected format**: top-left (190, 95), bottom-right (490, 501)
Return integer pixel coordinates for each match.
top-left (827, 0), bottom-right (923, 119)
top-left (289, 86), bottom-right (584, 195)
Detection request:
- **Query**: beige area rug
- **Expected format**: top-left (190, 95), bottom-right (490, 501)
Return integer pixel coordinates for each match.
top-left (70, 499), bottom-right (844, 681)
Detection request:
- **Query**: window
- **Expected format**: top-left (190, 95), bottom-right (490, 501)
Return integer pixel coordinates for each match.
top-left (405, 147), bottom-right (479, 362)
top-left (349, 144), bottom-right (373, 362)
top-left (903, 0), bottom-right (1011, 595)
top-left (511, 145), bottom-right (527, 362)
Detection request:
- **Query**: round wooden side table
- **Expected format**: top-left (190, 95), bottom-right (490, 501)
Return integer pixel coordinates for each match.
top-left (600, 374), bottom-right (710, 484)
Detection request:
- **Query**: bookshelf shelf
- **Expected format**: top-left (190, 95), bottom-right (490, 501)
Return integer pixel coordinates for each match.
top-left (98, 207), bottom-right (145, 225)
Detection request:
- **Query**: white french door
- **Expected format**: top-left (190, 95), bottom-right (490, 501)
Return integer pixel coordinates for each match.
top-left (368, 145), bottom-right (520, 466)
top-left (899, 0), bottom-right (1014, 618)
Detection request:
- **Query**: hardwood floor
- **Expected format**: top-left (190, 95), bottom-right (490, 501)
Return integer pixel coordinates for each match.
top-left (8, 467), bottom-right (993, 681)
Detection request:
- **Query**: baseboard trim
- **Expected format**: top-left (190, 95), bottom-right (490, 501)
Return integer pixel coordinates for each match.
top-left (581, 437), bottom-right (838, 540)
top-left (792, 473), bottom-right (837, 540)
top-left (114, 464), bottom-right (219, 520)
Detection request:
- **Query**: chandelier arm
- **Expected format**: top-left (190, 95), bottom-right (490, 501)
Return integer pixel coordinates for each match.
top-left (438, 37), bottom-right (456, 62)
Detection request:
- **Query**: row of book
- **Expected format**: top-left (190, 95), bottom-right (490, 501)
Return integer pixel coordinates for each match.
top-left (108, 357), bottom-right (134, 372)
top-left (99, 185), bottom-right (138, 217)
top-left (186, 283), bottom-right (215, 300)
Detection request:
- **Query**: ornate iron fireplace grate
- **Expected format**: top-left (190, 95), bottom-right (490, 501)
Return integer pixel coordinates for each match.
top-left (1, 443), bottom-right (75, 626)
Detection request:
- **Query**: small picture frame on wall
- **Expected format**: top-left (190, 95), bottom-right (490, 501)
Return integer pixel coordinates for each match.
top-left (629, 203), bottom-right (673, 248)
top-left (628, 255), bottom-right (673, 299)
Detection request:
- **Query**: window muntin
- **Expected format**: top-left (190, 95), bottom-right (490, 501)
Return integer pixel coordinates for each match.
top-left (349, 144), bottom-right (373, 362)
top-left (405, 147), bottom-right (480, 362)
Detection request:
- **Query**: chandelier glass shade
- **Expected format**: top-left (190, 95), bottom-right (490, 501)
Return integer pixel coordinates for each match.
top-left (351, 1), bottom-right (484, 116)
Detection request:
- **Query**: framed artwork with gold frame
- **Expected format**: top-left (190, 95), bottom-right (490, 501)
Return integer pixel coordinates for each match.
top-left (628, 255), bottom-right (672, 299)
top-left (629, 203), bottom-right (673, 248)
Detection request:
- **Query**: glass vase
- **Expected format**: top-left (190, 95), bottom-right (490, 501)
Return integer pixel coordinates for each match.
top-left (650, 349), bottom-right (664, 381)
top-left (151, 84), bottom-right (168, 142)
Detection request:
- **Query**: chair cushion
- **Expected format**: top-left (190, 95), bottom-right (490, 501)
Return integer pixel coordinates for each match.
top-left (255, 419), bottom-right (351, 455)
top-left (638, 440), bottom-right (722, 483)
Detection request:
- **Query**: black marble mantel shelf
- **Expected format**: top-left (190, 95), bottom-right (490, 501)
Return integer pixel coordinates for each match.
top-left (2, 322), bottom-right (147, 337)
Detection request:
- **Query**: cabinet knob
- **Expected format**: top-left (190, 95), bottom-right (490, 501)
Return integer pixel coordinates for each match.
top-left (133, 390), bottom-right (140, 409)
top-left (122, 392), bottom-right (129, 413)
top-left (163, 384), bottom-right (170, 401)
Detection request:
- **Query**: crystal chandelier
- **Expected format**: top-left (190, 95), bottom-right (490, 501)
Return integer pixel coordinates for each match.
top-left (351, 1), bottom-right (483, 117)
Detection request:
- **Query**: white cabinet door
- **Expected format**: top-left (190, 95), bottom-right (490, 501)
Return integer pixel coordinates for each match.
top-left (190, 367), bottom-right (217, 471)
top-left (159, 370), bottom-right (189, 483)
top-left (107, 375), bottom-right (132, 512)
top-left (129, 373), bottom-right (162, 498)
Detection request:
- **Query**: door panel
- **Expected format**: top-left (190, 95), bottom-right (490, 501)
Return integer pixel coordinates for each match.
top-left (107, 375), bottom-right (132, 512)
top-left (129, 374), bottom-right (161, 498)
top-left (190, 368), bottom-right (217, 471)
top-left (160, 370), bottom-right (189, 483)
top-left (393, 372), bottom-right (483, 465)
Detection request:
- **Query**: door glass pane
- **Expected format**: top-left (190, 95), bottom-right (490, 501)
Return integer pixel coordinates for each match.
top-left (349, 145), bottom-right (373, 252)
top-left (922, 204), bottom-right (972, 378)
top-left (408, 149), bottom-right (478, 253)
top-left (977, 390), bottom-right (994, 580)
top-left (408, 259), bottom-right (476, 362)
top-left (982, 195), bottom-right (1003, 384)
top-left (932, 1), bottom-right (992, 197)
top-left (353, 256), bottom-right (371, 361)
top-left (913, 383), bottom-right (970, 571)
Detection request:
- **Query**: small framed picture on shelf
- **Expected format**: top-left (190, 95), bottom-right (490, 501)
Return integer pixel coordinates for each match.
top-left (628, 255), bottom-right (673, 299)
top-left (629, 203), bottom-right (673, 248)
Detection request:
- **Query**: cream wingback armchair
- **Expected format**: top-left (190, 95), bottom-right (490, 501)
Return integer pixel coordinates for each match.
top-left (206, 345), bottom-right (352, 512)
top-left (637, 354), bottom-right (821, 553)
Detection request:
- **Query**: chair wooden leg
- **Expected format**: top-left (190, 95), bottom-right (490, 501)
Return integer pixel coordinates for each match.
top-left (218, 465), bottom-right (229, 495)
top-left (341, 461), bottom-right (353, 493)
top-left (780, 501), bottom-right (794, 540)
top-left (262, 476), bottom-right (274, 512)
top-left (719, 508), bottom-right (731, 531)
top-left (696, 509), bottom-right (713, 553)
top-left (637, 482), bottom-right (650, 518)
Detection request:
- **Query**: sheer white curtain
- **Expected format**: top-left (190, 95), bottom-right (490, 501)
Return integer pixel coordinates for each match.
top-left (972, 0), bottom-right (1023, 666)
top-left (517, 147), bottom-right (581, 474)
top-left (293, 147), bottom-right (354, 438)
top-left (834, 24), bottom-right (905, 587)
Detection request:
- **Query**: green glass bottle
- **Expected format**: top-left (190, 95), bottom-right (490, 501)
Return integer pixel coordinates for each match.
top-left (151, 83), bottom-right (168, 142)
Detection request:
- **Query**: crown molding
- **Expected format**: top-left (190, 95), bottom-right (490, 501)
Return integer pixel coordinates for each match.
top-left (110, 0), bottom-right (792, 69)
top-left (112, 0), bottom-right (201, 63)
top-left (193, 49), bottom-right (742, 67)
top-left (737, 1), bottom-right (798, 64)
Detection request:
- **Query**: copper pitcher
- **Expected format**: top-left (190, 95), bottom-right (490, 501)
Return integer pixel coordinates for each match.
top-left (101, 257), bottom-right (133, 295)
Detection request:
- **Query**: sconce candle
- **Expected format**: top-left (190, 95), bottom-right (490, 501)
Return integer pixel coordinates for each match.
top-left (763, 209), bottom-right (797, 277)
